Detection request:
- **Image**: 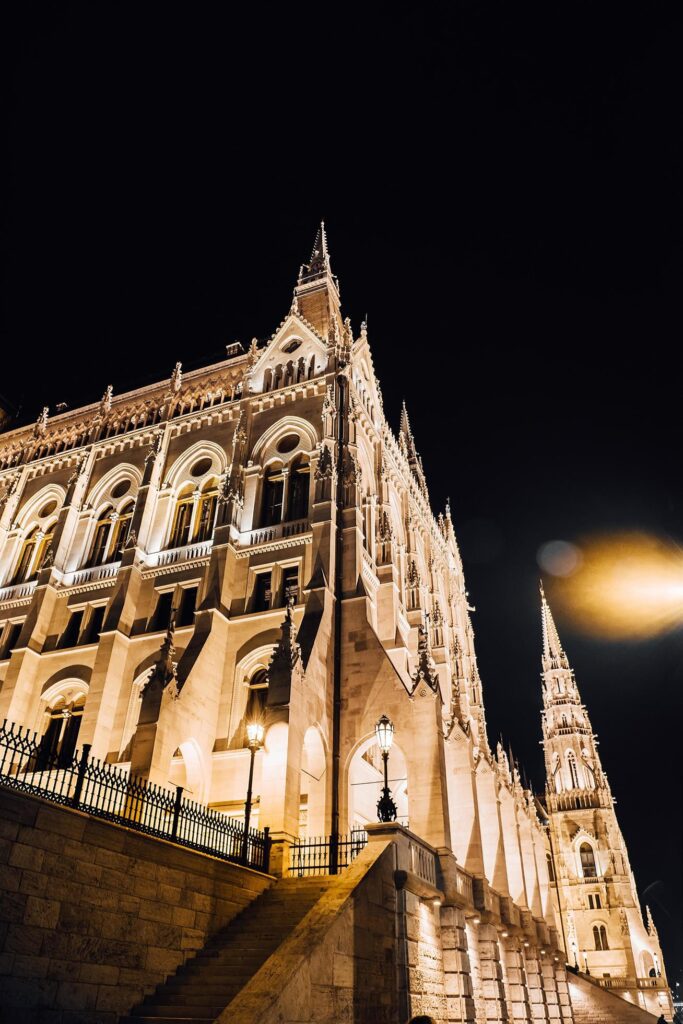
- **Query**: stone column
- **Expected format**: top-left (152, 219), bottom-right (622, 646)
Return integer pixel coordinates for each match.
top-left (440, 905), bottom-right (476, 1024)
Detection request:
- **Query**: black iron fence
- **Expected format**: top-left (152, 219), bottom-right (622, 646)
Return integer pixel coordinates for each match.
top-left (0, 720), bottom-right (270, 873)
top-left (289, 829), bottom-right (368, 876)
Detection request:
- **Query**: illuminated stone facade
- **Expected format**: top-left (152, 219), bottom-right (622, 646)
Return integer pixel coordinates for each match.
top-left (0, 227), bottom-right (670, 1022)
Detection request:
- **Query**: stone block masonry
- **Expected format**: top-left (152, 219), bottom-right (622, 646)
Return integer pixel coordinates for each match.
top-left (0, 787), bottom-right (272, 1023)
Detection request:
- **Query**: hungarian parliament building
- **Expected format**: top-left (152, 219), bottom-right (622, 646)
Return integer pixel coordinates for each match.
top-left (0, 227), bottom-right (672, 1022)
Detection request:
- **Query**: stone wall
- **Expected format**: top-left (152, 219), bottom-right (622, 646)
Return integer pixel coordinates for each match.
top-left (0, 788), bottom-right (272, 1023)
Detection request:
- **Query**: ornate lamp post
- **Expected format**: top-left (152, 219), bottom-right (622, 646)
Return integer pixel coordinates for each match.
top-left (375, 714), bottom-right (397, 822)
top-left (241, 720), bottom-right (265, 863)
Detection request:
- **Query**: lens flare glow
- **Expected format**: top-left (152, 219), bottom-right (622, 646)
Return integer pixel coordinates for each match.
top-left (545, 532), bottom-right (683, 640)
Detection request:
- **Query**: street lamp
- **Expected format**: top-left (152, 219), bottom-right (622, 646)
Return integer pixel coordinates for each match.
top-left (375, 714), bottom-right (398, 823)
top-left (241, 720), bottom-right (265, 863)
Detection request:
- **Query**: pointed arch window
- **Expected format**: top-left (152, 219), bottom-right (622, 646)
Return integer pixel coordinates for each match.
top-left (262, 466), bottom-right (284, 527)
top-left (593, 924), bottom-right (608, 950)
top-left (546, 852), bottom-right (556, 883)
top-left (287, 457), bottom-right (310, 521)
top-left (169, 485), bottom-right (194, 548)
top-left (11, 522), bottom-right (55, 583)
top-left (194, 478), bottom-right (219, 542)
top-left (88, 507), bottom-right (114, 567)
top-left (110, 500), bottom-right (134, 558)
top-left (35, 694), bottom-right (86, 770)
top-left (580, 842), bottom-right (597, 878)
top-left (244, 668), bottom-right (268, 745)
top-left (567, 750), bottom-right (580, 789)
top-left (11, 527), bottom-right (38, 584)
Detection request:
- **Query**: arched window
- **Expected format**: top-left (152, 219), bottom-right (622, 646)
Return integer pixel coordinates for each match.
top-left (546, 852), bottom-right (556, 883)
top-left (110, 500), bottom-right (134, 559)
top-left (35, 693), bottom-right (86, 770)
top-left (561, 714), bottom-right (568, 728)
top-left (287, 457), bottom-right (310, 521)
top-left (567, 750), bottom-right (580, 789)
top-left (11, 522), bottom-right (55, 583)
top-left (88, 507), bottom-right (113, 567)
top-left (593, 924), bottom-right (609, 951)
top-left (244, 668), bottom-right (268, 744)
top-left (11, 527), bottom-right (38, 584)
top-left (580, 842), bottom-right (597, 878)
top-left (262, 466), bottom-right (284, 527)
top-left (169, 485), bottom-right (194, 548)
top-left (194, 478), bottom-right (218, 542)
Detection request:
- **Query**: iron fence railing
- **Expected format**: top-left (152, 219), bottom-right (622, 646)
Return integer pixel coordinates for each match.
top-left (288, 829), bottom-right (368, 876)
top-left (0, 720), bottom-right (270, 873)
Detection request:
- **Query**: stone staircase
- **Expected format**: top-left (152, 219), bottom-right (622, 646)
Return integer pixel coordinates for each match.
top-left (119, 875), bottom-right (336, 1024)
top-left (568, 971), bottom-right (664, 1023)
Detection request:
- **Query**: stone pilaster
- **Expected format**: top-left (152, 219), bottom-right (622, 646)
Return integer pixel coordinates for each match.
top-left (476, 922), bottom-right (509, 1022)
top-left (553, 961), bottom-right (573, 1022)
top-left (440, 905), bottom-right (476, 1024)
top-left (523, 945), bottom-right (550, 1022)
top-left (540, 956), bottom-right (561, 1021)
top-left (502, 939), bottom-right (532, 1023)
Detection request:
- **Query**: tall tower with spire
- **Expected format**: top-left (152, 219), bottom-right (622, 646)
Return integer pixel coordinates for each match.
top-left (540, 587), bottom-right (672, 1017)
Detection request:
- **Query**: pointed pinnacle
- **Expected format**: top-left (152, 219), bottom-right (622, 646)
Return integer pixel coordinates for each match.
top-left (541, 586), bottom-right (565, 661)
top-left (399, 401), bottom-right (412, 439)
top-left (310, 220), bottom-right (329, 261)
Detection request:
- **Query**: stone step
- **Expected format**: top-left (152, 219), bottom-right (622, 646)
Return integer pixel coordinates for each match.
top-left (120, 1018), bottom-right (215, 1024)
top-left (133, 1006), bottom-right (225, 1019)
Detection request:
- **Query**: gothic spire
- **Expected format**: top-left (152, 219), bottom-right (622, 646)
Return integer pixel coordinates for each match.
top-left (293, 221), bottom-right (341, 338)
top-left (540, 582), bottom-right (570, 671)
top-left (399, 401), bottom-right (412, 443)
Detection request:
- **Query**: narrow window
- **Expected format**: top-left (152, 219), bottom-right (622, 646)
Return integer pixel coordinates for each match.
top-left (254, 572), bottom-right (272, 612)
top-left (35, 695), bottom-right (85, 770)
top-left (169, 488), bottom-right (194, 548)
top-left (282, 566), bottom-right (299, 605)
top-left (588, 894), bottom-right (594, 909)
top-left (177, 586), bottom-right (197, 627)
top-left (82, 605), bottom-right (106, 644)
top-left (0, 621), bottom-right (23, 659)
top-left (287, 460), bottom-right (310, 521)
top-left (580, 842), bottom-right (597, 878)
top-left (194, 482), bottom-right (218, 542)
top-left (262, 468), bottom-right (284, 527)
top-left (244, 669), bottom-right (268, 742)
top-left (11, 528), bottom-right (38, 583)
top-left (89, 510), bottom-right (113, 567)
top-left (150, 591), bottom-right (174, 631)
top-left (60, 610), bottom-right (84, 648)
top-left (111, 501), bottom-right (134, 558)
top-left (546, 852), bottom-right (555, 883)
top-left (567, 751), bottom-right (580, 789)
top-left (595, 893), bottom-right (602, 909)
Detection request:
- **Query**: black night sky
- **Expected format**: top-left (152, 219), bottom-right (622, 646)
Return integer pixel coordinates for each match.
top-left (2, 2), bottom-right (682, 983)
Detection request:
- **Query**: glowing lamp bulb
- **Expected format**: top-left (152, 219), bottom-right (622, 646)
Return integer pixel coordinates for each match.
top-left (246, 720), bottom-right (265, 748)
top-left (375, 714), bottom-right (394, 755)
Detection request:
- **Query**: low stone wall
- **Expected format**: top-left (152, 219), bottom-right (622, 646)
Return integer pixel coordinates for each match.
top-left (0, 787), bottom-right (273, 1023)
